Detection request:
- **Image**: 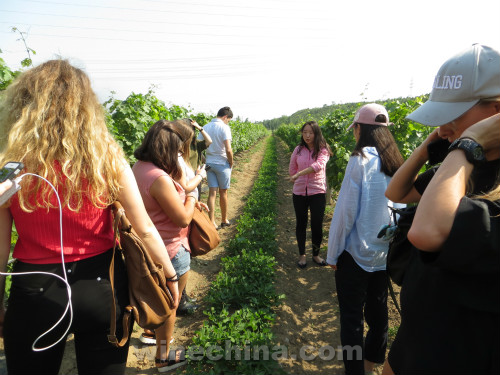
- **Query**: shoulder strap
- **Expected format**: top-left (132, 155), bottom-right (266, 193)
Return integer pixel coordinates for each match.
top-left (107, 202), bottom-right (133, 348)
top-left (387, 277), bottom-right (402, 316)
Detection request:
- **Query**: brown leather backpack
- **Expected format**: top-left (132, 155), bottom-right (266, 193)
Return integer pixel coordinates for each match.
top-left (108, 202), bottom-right (174, 347)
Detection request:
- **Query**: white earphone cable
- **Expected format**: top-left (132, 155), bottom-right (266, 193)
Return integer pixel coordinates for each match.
top-left (0, 173), bottom-right (73, 351)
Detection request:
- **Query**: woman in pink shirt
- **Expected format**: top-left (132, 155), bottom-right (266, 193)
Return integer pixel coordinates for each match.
top-left (289, 121), bottom-right (332, 269)
top-left (132, 120), bottom-right (206, 372)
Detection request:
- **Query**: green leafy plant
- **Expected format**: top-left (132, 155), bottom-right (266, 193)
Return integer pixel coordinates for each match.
top-left (187, 137), bottom-right (284, 374)
top-left (11, 27), bottom-right (36, 68)
top-left (1, 27), bottom-right (37, 90)
top-left (104, 88), bottom-right (189, 162)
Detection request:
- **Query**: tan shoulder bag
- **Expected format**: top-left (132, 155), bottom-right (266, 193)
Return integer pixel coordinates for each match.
top-left (108, 202), bottom-right (175, 347)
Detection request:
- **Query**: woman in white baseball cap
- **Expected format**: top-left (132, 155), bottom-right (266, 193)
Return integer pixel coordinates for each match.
top-left (383, 44), bottom-right (500, 375)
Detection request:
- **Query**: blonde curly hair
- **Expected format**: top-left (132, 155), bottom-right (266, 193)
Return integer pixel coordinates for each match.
top-left (0, 59), bottom-right (124, 211)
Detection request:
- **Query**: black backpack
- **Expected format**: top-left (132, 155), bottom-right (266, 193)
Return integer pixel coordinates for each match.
top-left (386, 205), bottom-right (417, 287)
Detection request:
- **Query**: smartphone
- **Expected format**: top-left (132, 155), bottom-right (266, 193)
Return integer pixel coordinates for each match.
top-left (427, 139), bottom-right (451, 165)
top-left (0, 162), bottom-right (24, 183)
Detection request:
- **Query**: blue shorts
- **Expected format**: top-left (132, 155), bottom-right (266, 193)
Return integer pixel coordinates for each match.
top-left (207, 162), bottom-right (231, 189)
top-left (170, 245), bottom-right (191, 277)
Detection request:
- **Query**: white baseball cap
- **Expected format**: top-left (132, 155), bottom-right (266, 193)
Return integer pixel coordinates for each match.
top-left (347, 103), bottom-right (393, 131)
top-left (407, 44), bottom-right (500, 126)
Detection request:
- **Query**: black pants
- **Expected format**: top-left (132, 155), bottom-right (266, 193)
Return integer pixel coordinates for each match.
top-left (4, 250), bottom-right (130, 375)
top-left (292, 193), bottom-right (326, 256)
top-left (335, 251), bottom-right (388, 375)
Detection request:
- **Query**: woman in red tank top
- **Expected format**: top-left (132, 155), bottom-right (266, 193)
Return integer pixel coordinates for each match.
top-left (0, 60), bottom-right (178, 375)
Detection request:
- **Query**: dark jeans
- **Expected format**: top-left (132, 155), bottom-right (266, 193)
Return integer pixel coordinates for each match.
top-left (292, 193), bottom-right (326, 256)
top-left (4, 250), bottom-right (130, 375)
top-left (335, 251), bottom-right (388, 375)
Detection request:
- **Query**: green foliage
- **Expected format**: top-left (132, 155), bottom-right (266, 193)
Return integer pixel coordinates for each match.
top-left (206, 249), bottom-right (279, 311)
top-left (230, 119), bottom-right (269, 154)
top-left (263, 102), bottom-right (360, 130)
top-left (4, 229), bottom-right (19, 303)
top-left (189, 308), bottom-right (284, 375)
top-left (105, 88), bottom-right (189, 162)
top-left (104, 89), bottom-right (267, 163)
top-left (274, 124), bottom-right (301, 153)
top-left (187, 137), bottom-right (284, 375)
top-left (0, 55), bottom-right (17, 90)
top-left (11, 27), bottom-right (36, 68)
top-left (190, 112), bottom-right (212, 126)
top-left (0, 49), bottom-right (24, 91)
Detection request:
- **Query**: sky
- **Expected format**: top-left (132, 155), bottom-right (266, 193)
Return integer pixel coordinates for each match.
top-left (1, 0), bottom-right (500, 122)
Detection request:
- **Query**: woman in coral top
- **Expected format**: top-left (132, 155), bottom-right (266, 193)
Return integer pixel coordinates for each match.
top-left (0, 60), bottom-right (178, 375)
top-left (289, 120), bottom-right (332, 269)
top-left (132, 120), bottom-right (205, 372)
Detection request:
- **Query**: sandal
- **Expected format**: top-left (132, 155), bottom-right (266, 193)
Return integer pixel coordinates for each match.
top-left (139, 329), bottom-right (174, 345)
top-left (312, 257), bottom-right (327, 266)
top-left (296, 261), bottom-right (307, 269)
top-left (139, 329), bottom-right (156, 345)
top-left (156, 349), bottom-right (186, 372)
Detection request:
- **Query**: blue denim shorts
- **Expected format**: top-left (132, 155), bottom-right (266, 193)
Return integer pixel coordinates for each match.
top-left (207, 161), bottom-right (231, 189)
top-left (170, 245), bottom-right (191, 277)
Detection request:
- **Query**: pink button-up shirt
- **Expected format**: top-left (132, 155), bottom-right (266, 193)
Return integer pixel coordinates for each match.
top-left (289, 146), bottom-right (330, 196)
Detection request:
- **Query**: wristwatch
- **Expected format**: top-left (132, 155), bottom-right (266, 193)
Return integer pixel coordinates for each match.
top-left (448, 138), bottom-right (486, 165)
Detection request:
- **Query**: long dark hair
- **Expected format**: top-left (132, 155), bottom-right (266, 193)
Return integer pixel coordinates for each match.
top-left (351, 124), bottom-right (404, 177)
top-left (134, 120), bottom-right (185, 180)
top-left (298, 121), bottom-right (332, 159)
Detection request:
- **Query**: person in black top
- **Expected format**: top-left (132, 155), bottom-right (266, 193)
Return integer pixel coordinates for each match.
top-left (383, 44), bottom-right (500, 375)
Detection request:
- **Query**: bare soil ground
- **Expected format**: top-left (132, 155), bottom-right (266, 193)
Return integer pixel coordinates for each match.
top-left (0, 136), bottom-right (401, 374)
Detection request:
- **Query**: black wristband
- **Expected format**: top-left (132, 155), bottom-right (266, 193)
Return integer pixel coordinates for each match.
top-left (166, 273), bottom-right (179, 282)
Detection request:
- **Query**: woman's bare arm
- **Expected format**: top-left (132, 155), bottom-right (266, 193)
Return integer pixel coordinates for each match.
top-left (116, 164), bottom-right (179, 305)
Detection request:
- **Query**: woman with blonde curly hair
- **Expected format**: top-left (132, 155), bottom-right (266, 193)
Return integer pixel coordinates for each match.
top-left (0, 59), bottom-right (179, 375)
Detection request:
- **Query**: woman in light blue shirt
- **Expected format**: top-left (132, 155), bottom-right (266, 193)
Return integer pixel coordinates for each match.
top-left (327, 103), bottom-right (404, 375)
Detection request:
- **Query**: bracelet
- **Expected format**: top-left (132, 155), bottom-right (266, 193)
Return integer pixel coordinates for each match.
top-left (166, 273), bottom-right (179, 282)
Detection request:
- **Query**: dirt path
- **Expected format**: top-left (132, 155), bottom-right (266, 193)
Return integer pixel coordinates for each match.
top-left (0, 136), bottom-right (401, 375)
top-left (272, 137), bottom-right (343, 374)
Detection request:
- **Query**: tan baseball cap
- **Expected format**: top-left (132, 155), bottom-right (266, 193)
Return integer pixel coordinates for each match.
top-left (407, 44), bottom-right (500, 126)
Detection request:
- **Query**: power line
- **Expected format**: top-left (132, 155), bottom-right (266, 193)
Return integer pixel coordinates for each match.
top-left (84, 55), bottom-right (261, 64)
top-left (1, 9), bottom-right (334, 32)
top-left (131, 0), bottom-right (328, 13)
top-left (90, 69), bottom-right (266, 81)
top-left (16, 0), bottom-right (332, 21)
top-left (0, 21), bottom-right (334, 40)
top-left (90, 61), bottom-right (270, 73)
top-left (0, 30), bottom-right (253, 46)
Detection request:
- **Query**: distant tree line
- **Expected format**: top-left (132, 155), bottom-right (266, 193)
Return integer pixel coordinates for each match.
top-left (262, 97), bottom-right (428, 130)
